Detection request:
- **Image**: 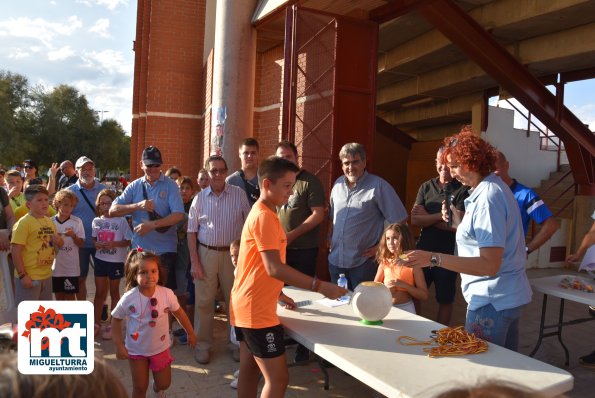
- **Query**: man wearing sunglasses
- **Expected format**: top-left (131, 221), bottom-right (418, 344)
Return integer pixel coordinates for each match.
top-left (110, 146), bottom-right (184, 291)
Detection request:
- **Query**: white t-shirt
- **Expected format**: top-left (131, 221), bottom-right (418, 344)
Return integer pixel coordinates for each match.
top-left (111, 285), bottom-right (180, 356)
top-left (92, 216), bottom-right (133, 263)
top-left (51, 215), bottom-right (85, 277)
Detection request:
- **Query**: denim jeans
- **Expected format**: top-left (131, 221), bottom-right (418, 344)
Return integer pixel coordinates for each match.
top-left (328, 258), bottom-right (377, 291)
top-left (465, 303), bottom-right (524, 351)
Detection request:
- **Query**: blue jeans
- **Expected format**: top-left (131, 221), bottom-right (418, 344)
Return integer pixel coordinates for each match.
top-left (328, 258), bottom-right (377, 291)
top-left (465, 303), bottom-right (524, 351)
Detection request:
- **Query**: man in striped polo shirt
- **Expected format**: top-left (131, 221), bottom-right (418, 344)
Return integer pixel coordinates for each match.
top-left (187, 155), bottom-right (251, 364)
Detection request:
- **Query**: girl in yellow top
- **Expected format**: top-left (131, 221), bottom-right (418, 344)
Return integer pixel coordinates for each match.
top-left (374, 223), bottom-right (428, 314)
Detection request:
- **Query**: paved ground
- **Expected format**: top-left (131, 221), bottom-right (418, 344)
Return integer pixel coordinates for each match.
top-left (2, 265), bottom-right (593, 397)
top-left (87, 267), bottom-right (595, 398)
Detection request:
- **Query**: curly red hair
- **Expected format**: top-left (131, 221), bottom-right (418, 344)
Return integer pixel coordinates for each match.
top-left (441, 126), bottom-right (497, 176)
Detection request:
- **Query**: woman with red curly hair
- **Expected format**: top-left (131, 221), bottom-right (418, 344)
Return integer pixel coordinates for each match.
top-left (404, 127), bottom-right (531, 351)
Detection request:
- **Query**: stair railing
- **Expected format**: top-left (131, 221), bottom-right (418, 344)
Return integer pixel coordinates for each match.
top-left (502, 99), bottom-right (564, 171)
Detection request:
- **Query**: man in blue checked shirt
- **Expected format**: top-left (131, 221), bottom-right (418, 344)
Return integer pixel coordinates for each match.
top-left (329, 142), bottom-right (408, 291)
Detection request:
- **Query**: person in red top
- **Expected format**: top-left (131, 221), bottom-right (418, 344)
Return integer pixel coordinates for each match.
top-left (230, 157), bottom-right (346, 398)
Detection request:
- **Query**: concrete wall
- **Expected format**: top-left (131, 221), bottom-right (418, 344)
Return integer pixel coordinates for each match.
top-left (482, 106), bottom-right (559, 188)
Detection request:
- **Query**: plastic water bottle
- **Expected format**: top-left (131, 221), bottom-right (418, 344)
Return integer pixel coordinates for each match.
top-left (337, 273), bottom-right (349, 301)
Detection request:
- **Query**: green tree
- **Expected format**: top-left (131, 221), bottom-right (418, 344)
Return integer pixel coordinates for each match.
top-left (0, 71), bottom-right (34, 165)
top-left (0, 72), bottom-right (130, 174)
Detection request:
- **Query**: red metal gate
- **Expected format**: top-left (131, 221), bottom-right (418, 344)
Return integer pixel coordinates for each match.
top-left (282, 6), bottom-right (378, 279)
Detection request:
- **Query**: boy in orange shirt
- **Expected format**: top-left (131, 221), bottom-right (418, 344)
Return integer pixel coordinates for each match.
top-left (230, 157), bottom-right (346, 398)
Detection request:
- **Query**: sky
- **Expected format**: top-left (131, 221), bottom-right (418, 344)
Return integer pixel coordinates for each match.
top-left (1, 1), bottom-right (593, 137)
top-left (0, 0), bottom-right (137, 134)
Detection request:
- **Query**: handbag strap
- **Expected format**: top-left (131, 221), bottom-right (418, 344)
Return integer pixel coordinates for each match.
top-left (79, 188), bottom-right (95, 213)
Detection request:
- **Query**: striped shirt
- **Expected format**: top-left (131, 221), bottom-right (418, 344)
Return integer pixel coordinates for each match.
top-left (187, 184), bottom-right (251, 246)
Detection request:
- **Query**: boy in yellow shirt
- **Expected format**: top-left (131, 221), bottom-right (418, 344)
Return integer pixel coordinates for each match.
top-left (229, 157), bottom-right (346, 398)
top-left (11, 185), bottom-right (63, 304)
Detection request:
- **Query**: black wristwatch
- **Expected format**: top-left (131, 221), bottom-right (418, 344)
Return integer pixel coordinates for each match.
top-left (430, 254), bottom-right (439, 268)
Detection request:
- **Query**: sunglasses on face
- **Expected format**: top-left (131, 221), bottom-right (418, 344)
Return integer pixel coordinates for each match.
top-left (146, 164), bottom-right (161, 168)
top-left (24, 165), bottom-right (35, 169)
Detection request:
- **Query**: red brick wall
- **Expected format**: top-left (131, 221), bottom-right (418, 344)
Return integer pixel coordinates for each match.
top-left (253, 45), bottom-right (285, 158)
top-left (131, 0), bottom-right (206, 179)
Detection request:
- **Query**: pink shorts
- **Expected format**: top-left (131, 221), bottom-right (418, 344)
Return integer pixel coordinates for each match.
top-left (129, 348), bottom-right (174, 372)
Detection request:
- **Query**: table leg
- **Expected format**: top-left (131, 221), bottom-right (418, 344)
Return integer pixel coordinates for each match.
top-left (529, 294), bottom-right (548, 357)
top-left (557, 299), bottom-right (570, 366)
top-left (317, 356), bottom-right (330, 390)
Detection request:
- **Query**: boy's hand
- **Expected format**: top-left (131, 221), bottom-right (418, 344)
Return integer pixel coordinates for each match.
top-left (20, 275), bottom-right (33, 289)
top-left (187, 333), bottom-right (197, 349)
top-left (318, 281), bottom-right (347, 300)
top-left (52, 233), bottom-right (64, 248)
top-left (8, 185), bottom-right (20, 199)
top-left (278, 293), bottom-right (296, 310)
top-left (115, 345), bottom-right (129, 360)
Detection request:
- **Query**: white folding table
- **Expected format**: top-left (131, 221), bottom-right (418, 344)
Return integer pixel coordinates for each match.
top-left (278, 286), bottom-right (573, 398)
top-left (529, 274), bottom-right (595, 366)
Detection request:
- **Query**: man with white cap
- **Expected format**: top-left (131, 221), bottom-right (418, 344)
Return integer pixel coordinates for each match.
top-left (67, 156), bottom-right (106, 300)
top-left (110, 146), bottom-right (184, 288)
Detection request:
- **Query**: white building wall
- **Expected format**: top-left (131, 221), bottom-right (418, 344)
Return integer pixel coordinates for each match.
top-left (482, 106), bottom-right (559, 188)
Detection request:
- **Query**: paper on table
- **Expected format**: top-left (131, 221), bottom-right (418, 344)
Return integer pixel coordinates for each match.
top-left (317, 298), bottom-right (349, 308)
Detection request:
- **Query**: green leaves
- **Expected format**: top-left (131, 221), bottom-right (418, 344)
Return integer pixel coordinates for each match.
top-left (0, 70), bottom-right (129, 172)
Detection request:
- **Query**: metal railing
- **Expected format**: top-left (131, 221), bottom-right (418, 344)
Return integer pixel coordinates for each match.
top-left (503, 99), bottom-right (565, 170)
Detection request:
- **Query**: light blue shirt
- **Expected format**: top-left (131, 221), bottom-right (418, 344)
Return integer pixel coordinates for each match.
top-left (113, 174), bottom-right (184, 254)
top-left (329, 171), bottom-right (407, 269)
top-left (67, 180), bottom-right (106, 248)
top-left (457, 173), bottom-right (532, 311)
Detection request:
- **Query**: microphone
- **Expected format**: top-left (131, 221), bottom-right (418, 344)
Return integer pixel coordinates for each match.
top-left (444, 183), bottom-right (453, 228)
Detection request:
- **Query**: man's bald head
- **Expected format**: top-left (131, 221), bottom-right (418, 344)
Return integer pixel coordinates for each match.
top-left (60, 160), bottom-right (76, 177)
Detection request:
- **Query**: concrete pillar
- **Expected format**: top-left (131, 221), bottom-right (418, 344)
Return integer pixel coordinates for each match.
top-left (211, 0), bottom-right (257, 170)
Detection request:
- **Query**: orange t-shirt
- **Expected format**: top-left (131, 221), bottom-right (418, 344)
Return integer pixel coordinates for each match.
top-left (230, 201), bottom-right (286, 329)
top-left (379, 258), bottom-right (415, 292)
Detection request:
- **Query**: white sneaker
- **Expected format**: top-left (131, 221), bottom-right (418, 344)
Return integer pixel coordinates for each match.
top-left (233, 369), bottom-right (240, 379)
top-left (230, 378), bottom-right (238, 389)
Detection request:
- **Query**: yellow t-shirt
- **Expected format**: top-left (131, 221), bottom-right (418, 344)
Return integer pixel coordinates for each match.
top-left (14, 204), bottom-right (56, 221)
top-left (11, 214), bottom-right (57, 280)
top-left (230, 201), bottom-right (286, 329)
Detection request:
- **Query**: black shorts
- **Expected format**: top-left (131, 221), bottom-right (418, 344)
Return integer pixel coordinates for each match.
top-left (423, 266), bottom-right (458, 304)
top-left (234, 324), bottom-right (286, 359)
top-left (159, 252), bottom-right (177, 290)
top-left (52, 276), bottom-right (80, 294)
top-left (94, 258), bottom-right (124, 280)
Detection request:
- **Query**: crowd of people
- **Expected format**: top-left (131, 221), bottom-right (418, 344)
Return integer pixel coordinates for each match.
top-left (1, 124), bottom-right (590, 398)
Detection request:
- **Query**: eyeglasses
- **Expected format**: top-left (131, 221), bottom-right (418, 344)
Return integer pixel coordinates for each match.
top-left (149, 297), bottom-right (158, 327)
top-left (209, 168), bottom-right (228, 175)
top-left (145, 164), bottom-right (161, 168)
